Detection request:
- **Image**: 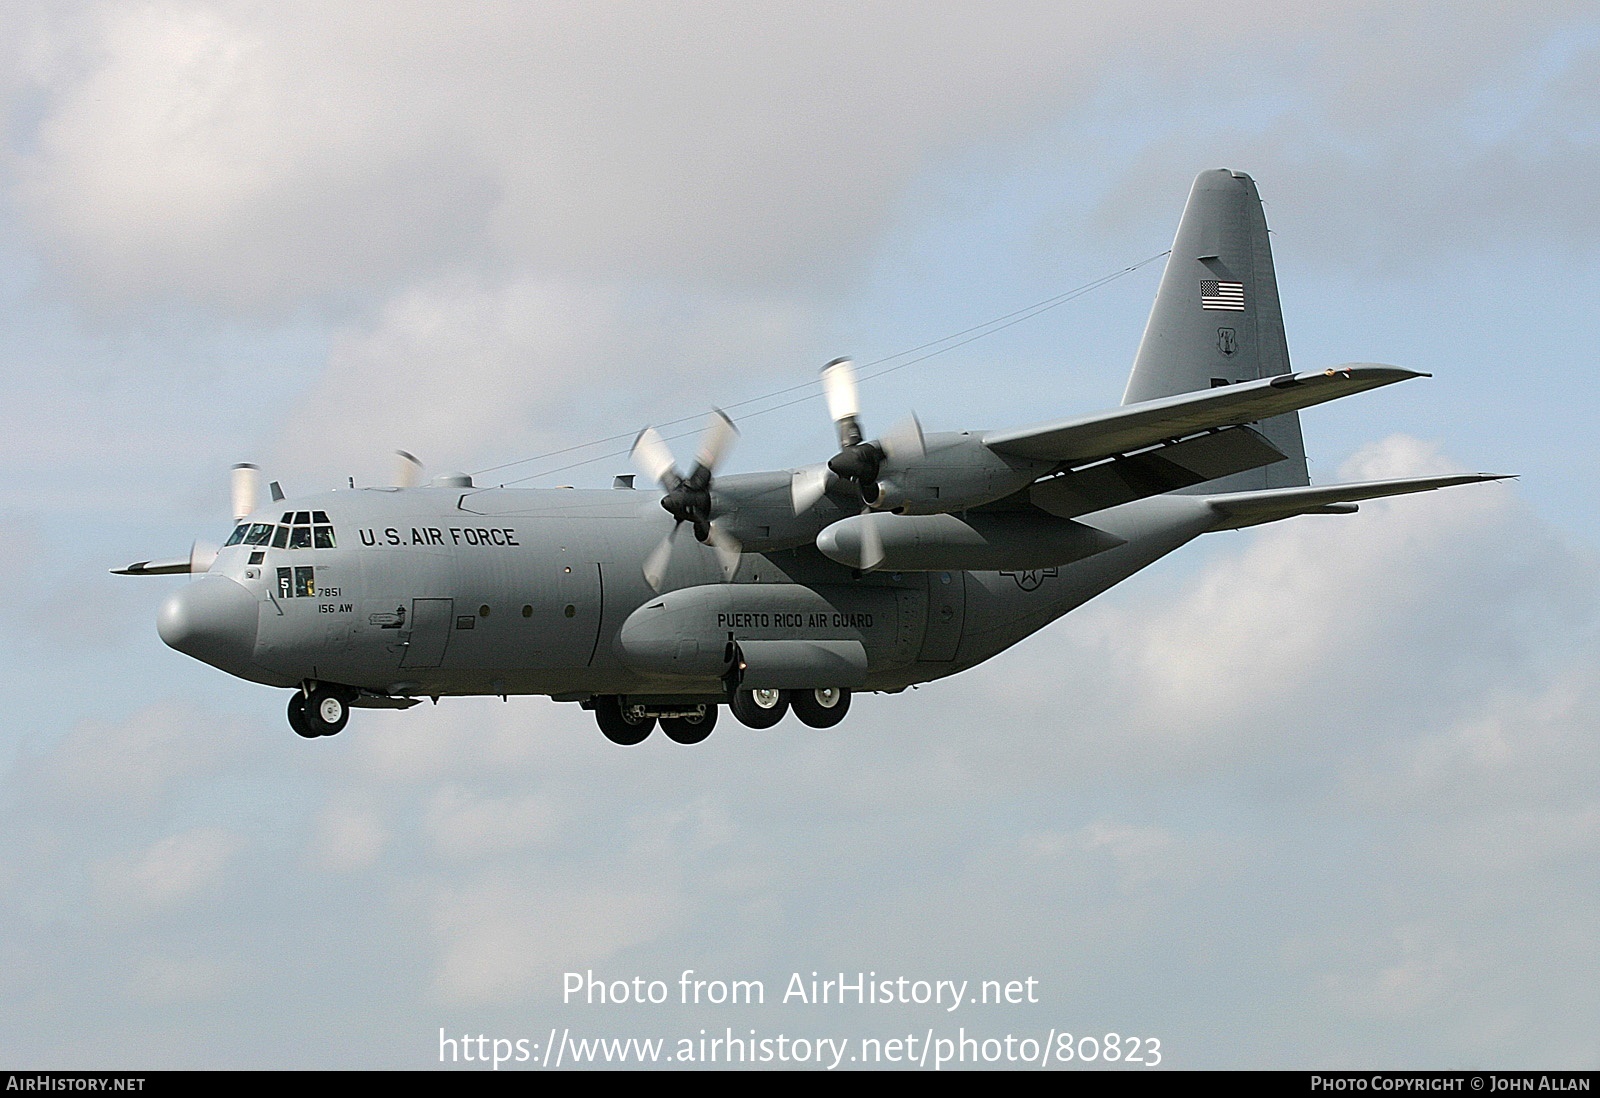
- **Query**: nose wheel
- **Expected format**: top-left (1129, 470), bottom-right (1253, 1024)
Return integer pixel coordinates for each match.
top-left (288, 686), bottom-right (351, 738)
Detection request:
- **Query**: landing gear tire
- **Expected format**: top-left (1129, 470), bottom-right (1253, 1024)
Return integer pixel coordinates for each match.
top-left (290, 686), bottom-right (350, 737)
top-left (789, 687), bottom-right (850, 728)
top-left (729, 688), bottom-right (787, 729)
top-left (594, 696), bottom-right (656, 745)
top-left (287, 694), bottom-right (317, 738)
top-left (659, 704), bottom-right (717, 745)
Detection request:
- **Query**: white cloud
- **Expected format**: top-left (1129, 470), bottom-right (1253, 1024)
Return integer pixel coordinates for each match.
top-left (90, 825), bottom-right (242, 916)
top-left (13, 1), bottom-right (1591, 312)
top-left (267, 274), bottom-right (814, 485)
top-left (424, 785), bottom-right (559, 863)
top-left (428, 879), bottom-right (683, 1005)
top-left (307, 802), bottom-right (389, 873)
top-left (17, 702), bottom-right (247, 818)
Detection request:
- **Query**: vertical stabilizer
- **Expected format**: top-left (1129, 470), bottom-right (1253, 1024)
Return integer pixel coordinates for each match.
top-left (1123, 169), bottom-right (1308, 490)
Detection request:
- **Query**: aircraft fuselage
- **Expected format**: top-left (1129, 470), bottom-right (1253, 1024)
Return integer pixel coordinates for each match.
top-left (161, 483), bottom-right (1216, 705)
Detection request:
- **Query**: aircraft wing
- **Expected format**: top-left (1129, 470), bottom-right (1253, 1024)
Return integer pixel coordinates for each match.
top-left (1204, 474), bottom-right (1513, 530)
top-left (111, 557), bottom-right (194, 576)
top-left (983, 364), bottom-right (1424, 465)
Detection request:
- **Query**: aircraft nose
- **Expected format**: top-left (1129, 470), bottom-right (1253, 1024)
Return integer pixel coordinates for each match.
top-left (157, 577), bottom-right (260, 672)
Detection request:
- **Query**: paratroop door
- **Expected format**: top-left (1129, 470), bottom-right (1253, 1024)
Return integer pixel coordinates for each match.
top-left (400, 598), bottom-right (454, 668)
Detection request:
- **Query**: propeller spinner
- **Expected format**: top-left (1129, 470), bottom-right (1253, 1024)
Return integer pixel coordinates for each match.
top-left (631, 411), bottom-right (742, 591)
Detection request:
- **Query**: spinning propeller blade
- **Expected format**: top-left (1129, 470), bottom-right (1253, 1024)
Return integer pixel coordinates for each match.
top-left (642, 522), bottom-right (681, 592)
top-left (880, 413), bottom-right (925, 462)
top-left (858, 512), bottom-right (885, 572)
top-left (821, 357), bottom-right (863, 448)
top-left (631, 426), bottom-right (680, 489)
top-left (790, 464), bottom-right (831, 515)
top-left (706, 521), bottom-right (742, 580)
top-left (231, 463), bottom-right (261, 522)
top-left (393, 450), bottom-right (424, 488)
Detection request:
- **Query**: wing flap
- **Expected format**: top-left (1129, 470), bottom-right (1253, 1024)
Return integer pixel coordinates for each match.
top-left (1030, 425), bottom-right (1286, 519)
top-left (984, 364), bottom-right (1424, 465)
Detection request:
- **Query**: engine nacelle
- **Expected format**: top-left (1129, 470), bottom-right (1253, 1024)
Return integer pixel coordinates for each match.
top-left (815, 511), bottom-right (1123, 572)
top-left (872, 432), bottom-right (1053, 515)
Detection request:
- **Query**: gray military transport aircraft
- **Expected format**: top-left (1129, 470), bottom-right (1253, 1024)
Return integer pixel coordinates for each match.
top-left (118, 169), bottom-right (1505, 744)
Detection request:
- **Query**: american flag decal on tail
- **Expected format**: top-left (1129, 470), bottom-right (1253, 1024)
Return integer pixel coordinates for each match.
top-left (1200, 279), bottom-right (1245, 311)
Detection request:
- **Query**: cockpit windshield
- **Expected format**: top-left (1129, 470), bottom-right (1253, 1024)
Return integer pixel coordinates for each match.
top-left (223, 514), bottom-right (337, 551)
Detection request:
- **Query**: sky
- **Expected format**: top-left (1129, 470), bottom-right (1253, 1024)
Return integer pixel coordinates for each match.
top-left (1, 0), bottom-right (1597, 1070)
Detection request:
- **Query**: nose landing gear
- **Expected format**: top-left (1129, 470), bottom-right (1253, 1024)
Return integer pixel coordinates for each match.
top-left (288, 684), bottom-right (352, 738)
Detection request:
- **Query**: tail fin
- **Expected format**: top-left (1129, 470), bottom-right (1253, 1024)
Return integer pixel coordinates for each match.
top-left (1123, 169), bottom-right (1308, 490)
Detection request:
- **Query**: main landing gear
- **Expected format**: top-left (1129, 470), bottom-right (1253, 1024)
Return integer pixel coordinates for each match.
top-left (590, 688), bottom-right (854, 744)
top-left (731, 687), bottom-right (850, 729)
top-left (787, 687), bottom-right (851, 728)
top-left (592, 696), bottom-right (720, 745)
top-left (287, 684), bottom-right (351, 738)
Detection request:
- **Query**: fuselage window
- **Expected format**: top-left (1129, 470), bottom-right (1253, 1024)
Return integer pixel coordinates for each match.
top-left (276, 565), bottom-right (318, 597)
top-left (224, 524), bottom-right (249, 547)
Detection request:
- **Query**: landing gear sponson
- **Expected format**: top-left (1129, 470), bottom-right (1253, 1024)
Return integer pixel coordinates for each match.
top-left (584, 688), bottom-right (853, 745)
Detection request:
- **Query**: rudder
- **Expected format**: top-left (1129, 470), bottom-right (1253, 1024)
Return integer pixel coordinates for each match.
top-left (1123, 169), bottom-right (1308, 490)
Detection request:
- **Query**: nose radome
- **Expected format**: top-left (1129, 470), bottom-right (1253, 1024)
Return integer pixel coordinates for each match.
top-left (158, 577), bottom-right (260, 673)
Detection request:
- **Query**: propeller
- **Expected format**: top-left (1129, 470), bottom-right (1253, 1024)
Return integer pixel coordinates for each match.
top-left (631, 411), bottom-right (742, 590)
top-left (394, 449), bottom-right (424, 488)
top-left (792, 358), bottom-right (924, 514)
top-left (231, 463), bottom-right (262, 523)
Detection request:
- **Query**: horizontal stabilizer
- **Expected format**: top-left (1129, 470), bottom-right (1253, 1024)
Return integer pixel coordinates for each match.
top-left (1206, 474), bottom-right (1513, 530)
top-left (984, 364), bottom-right (1423, 466)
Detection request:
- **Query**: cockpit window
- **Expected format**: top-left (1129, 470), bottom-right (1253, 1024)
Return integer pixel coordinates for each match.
top-left (243, 512), bottom-right (338, 552)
